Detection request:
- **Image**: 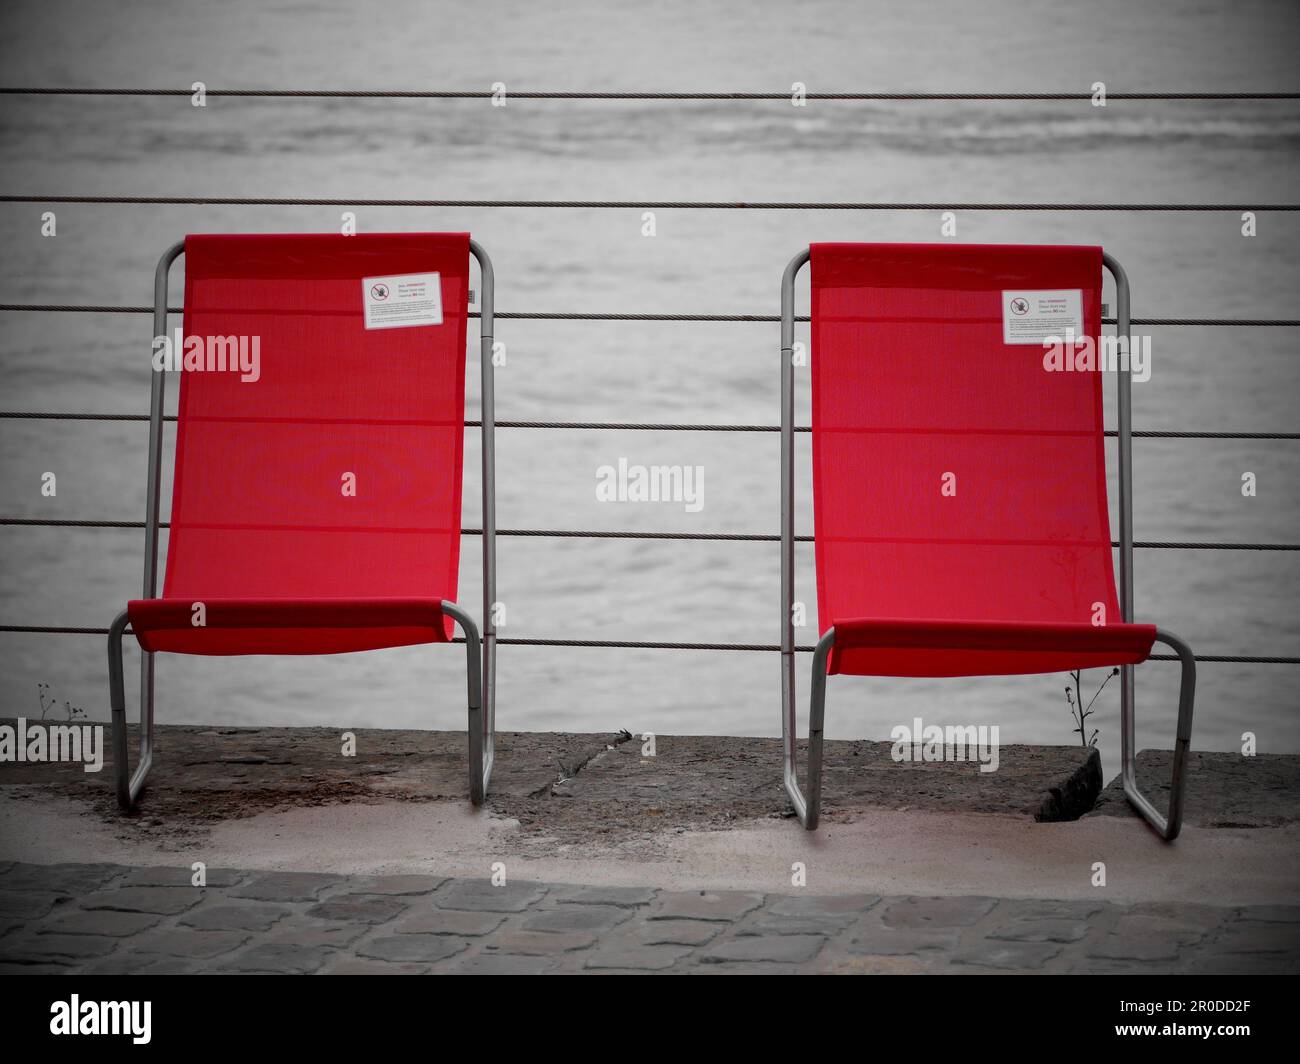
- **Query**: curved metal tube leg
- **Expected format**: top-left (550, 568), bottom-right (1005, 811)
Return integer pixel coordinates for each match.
top-left (779, 248), bottom-right (819, 828)
top-left (784, 628), bottom-right (835, 830)
top-left (442, 601), bottom-right (493, 805)
top-left (1122, 627), bottom-right (1196, 841)
top-left (107, 610), bottom-right (153, 810)
top-left (468, 239), bottom-right (498, 811)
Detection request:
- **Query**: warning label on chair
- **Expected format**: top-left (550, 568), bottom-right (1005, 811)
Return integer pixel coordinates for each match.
top-left (1001, 289), bottom-right (1084, 345)
top-left (362, 272), bottom-right (444, 329)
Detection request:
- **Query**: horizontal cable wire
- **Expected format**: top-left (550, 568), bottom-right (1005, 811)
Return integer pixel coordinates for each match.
top-left (0, 518), bottom-right (1294, 551)
top-left (0, 625), bottom-right (1291, 664)
top-left (1, 304), bottom-right (1297, 327)
top-left (3, 88), bottom-right (1300, 100)
top-left (0, 412), bottom-right (1295, 439)
top-left (2, 195), bottom-right (1297, 211)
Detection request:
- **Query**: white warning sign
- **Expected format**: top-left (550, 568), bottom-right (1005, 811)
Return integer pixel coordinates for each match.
top-left (1001, 289), bottom-right (1084, 346)
top-left (362, 272), bottom-right (444, 330)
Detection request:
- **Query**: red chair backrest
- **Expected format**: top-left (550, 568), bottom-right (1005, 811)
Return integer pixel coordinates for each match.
top-left (162, 233), bottom-right (470, 607)
top-left (810, 243), bottom-right (1119, 635)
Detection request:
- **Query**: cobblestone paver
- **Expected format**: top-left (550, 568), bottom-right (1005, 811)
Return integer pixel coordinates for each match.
top-left (0, 863), bottom-right (1296, 974)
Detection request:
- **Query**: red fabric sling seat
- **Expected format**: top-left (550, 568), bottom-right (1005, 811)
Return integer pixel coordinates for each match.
top-left (128, 599), bottom-right (454, 656)
top-left (128, 232), bottom-right (471, 656)
top-left (810, 242), bottom-right (1156, 678)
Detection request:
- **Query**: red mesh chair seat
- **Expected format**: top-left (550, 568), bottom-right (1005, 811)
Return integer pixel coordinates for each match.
top-left (128, 598), bottom-right (454, 656)
top-left (132, 232), bottom-right (471, 656)
top-left (829, 618), bottom-right (1155, 678)
top-left (810, 243), bottom-right (1154, 677)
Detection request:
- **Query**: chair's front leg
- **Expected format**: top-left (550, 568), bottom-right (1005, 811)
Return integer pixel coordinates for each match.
top-left (785, 628), bottom-right (835, 830)
top-left (441, 601), bottom-right (491, 805)
top-left (1122, 627), bottom-right (1197, 840)
top-left (107, 609), bottom-right (153, 811)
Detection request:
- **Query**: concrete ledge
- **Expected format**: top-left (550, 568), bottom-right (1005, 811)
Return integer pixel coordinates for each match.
top-left (0, 721), bottom-right (1101, 842)
top-left (4, 722), bottom-right (1298, 906)
top-left (3, 722), bottom-right (1293, 839)
top-left (1090, 751), bottom-right (1300, 829)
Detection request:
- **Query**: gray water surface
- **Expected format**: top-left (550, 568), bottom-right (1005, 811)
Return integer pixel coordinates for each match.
top-left (0, 0), bottom-right (1297, 782)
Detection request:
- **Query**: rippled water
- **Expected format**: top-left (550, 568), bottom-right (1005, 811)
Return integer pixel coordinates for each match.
top-left (0, 0), bottom-right (1297, 781)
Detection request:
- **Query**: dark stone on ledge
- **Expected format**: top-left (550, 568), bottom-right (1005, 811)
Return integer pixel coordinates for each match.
top-left (1034, 747), bottom-right (1103, 822)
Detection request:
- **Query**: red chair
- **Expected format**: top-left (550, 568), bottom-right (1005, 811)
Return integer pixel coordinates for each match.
top-left (107, 233), bottom-right (498, 809)
top-left (779, 243), bottom-right (1196, 838)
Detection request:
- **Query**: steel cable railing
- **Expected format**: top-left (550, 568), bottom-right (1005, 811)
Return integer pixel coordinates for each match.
top-left (3, 195), bottom-right (1299, 211)
top-left (1, 317), bottom-right (1297, 662)
top-left (3, 304), bottom-right (1299, 326)
top-left (1, 516), bottom-right (1297, 553)
top-left (0, 625), bottom-right (1292, 666)
top-left (2, 505), bottom-right (1297, 664)
top-left (1, 84), bottom-right (1297, 666)
top-left (0, 412), bottom-right (1296, 440)
top-left (3, 88), bottom-right (1299, 100)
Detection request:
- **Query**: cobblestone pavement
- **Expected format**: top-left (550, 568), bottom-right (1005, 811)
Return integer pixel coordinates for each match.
top-left (0, 863), bottom-right (1296, 974)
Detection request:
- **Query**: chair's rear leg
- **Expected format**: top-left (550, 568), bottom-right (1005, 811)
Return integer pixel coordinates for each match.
top-left (481, 631), bottom-right (496, 796)
top-left (785, 628), bottom-right (835, 830)
top-left (781, 644), bottom-right (808, 824)
top-left (442, 601), bottom-right (487, 805)
top-left (107, 609), bottom-right (153, 811)
top-left (804, 633), bottom-right (833, 830)
top-left (1122, 628), bottom-right (1196, 840)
